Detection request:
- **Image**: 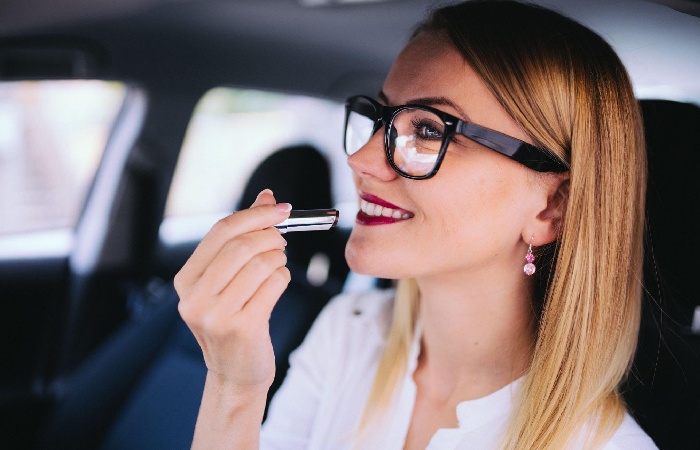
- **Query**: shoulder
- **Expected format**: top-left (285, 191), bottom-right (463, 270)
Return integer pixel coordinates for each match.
top-left (262, 289), bottom-right (396, 448)
top-left (310, 288), bottom-right (395, 339)
top-left (601, 413), bottom-right (659, 450)
top-left (328, 288), bottom-right (396, 320)
top-left (289, 288), bottom-right (396, 360)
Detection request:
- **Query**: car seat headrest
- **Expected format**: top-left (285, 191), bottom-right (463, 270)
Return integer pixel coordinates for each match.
top-left (237, 144), bottom-right (332, 210)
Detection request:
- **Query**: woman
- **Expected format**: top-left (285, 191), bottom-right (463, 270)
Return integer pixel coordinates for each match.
top-left (175, 1), bottom-right (657, 448)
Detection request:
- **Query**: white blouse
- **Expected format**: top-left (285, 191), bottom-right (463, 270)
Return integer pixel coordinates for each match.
top-left (261, 289), bottom-right (658, 450)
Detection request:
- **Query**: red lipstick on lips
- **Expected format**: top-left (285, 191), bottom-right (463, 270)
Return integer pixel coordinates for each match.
top-left (356, 192), bottom-right (414, 226)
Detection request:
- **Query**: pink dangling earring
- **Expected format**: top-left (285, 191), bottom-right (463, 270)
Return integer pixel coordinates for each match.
top-left (523, 237), bottom-right (536, 276)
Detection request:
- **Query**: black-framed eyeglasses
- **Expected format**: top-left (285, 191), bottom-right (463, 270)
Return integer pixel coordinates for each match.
top-left (344, 95), bottom-right (568, 179)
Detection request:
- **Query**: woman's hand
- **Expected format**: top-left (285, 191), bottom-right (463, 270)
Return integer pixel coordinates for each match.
top-left (175, 188), bottom-right (291, 397)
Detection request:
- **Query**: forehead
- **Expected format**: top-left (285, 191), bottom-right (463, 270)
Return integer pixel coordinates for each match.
top-left (382, 31), bottom-right (528, 142)
top-left (382, 32), bottom-right (485, 109)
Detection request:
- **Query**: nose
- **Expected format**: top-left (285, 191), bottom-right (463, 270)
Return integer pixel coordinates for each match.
top-left (346, 125), bottom-right (399, 182)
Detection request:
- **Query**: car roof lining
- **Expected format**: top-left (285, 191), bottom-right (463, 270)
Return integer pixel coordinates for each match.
top-left (0, 0), bottom-right (699, 104)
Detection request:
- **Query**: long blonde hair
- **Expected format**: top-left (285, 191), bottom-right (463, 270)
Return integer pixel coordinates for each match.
top-left (358, 2), bottom-right (647, 449)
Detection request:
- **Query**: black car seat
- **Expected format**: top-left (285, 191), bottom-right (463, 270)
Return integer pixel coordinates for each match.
top-left (40, 144), bottom-right (349, 450)
top-left (621, 100), bottom-right (700, 450)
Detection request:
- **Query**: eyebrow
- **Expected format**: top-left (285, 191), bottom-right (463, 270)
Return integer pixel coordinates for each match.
top-left (378, 90), bottom-right (471, 121)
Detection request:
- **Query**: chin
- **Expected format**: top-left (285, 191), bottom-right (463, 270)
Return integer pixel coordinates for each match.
top-left (344, 241), bottom-right (373, 275)
top-left (344, 237), bottom-right (410, 279)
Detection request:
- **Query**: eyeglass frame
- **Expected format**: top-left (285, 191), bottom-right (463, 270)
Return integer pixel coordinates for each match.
top-left (344, 95), bottom-right (569, 180)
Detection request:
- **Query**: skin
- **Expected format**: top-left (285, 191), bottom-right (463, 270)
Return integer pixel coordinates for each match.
top-left (176, 31), bottom-right (567, 450)
top-left (175, 190), bottom-right (291, 449)
top-left (346, 32), bottom-right (568, 450)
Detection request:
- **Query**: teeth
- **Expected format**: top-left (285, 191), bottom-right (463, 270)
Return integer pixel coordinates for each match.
top-left (360, 199), bottom-right (411, 219)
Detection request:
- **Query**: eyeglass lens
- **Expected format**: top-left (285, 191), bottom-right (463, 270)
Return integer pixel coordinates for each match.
top-left (345, 97), bottom-right (443, 177)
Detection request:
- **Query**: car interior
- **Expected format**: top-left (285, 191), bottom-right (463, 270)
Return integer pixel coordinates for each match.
top-left (0, 0), bottom-right (699, 449)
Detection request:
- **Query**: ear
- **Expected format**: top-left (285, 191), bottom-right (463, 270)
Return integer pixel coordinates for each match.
top-left (523, 172), bottom-right (569, 246)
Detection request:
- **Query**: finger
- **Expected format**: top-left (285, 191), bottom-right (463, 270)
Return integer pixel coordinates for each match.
top-left (175, 201), bottom-right (291, 292)
top-left (251, 188), bottom-right (276, 207)
top-left (189, 228), bottom-right (287, 300)
top-left (214, 248), bottom-right (288, 315)
top-left (240, 266), bottom-right (292, 321)
top-left (202, 203), bottom-right (291, 263)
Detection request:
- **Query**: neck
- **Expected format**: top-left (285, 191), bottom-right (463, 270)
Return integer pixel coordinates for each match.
top-left (413, 266), bottom-right (536, 401)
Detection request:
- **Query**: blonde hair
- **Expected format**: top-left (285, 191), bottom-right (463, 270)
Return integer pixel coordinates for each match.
top-left (358, 1), bottom-right (647, 449)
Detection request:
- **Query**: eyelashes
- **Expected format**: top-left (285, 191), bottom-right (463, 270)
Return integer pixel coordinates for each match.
top-left (410, 117), bottom-right (444, 141)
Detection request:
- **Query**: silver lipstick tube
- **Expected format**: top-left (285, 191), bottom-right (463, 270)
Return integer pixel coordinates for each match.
top-left (274, 209), bottom-right (339, 233)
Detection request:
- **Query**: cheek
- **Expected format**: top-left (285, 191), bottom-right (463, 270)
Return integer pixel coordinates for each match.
top-left (344, 160), bottom-right (533, 278)
top-left (429, 166), bottom-right (528, 251)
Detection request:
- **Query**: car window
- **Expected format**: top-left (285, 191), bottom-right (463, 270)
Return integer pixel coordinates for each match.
top-left (161, 87), bottom-right (355, 244)
top-left (0, 80), bottom-right (127, 258)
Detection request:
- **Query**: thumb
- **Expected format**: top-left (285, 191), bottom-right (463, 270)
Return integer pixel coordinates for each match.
top-left (252, 188), bottom-right (277, 208)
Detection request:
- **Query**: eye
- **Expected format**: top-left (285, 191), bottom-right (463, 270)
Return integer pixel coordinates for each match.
top-left (411, 118), bottom-right (443, 141)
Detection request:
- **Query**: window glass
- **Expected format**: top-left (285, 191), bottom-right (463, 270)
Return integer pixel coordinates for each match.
top-left (0, 80), bottom-right (126, 256)
top-left (162, 87), bottom-right (354, 243)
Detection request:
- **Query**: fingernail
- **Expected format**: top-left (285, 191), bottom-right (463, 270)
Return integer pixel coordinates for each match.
top-left (256, 189), bottom-right (273, 201)
top-left (275, 202), bottom-right (292, 212)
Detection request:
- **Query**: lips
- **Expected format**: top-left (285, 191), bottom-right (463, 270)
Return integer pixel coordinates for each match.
top-left (356, 192), bottom-right (414, 226)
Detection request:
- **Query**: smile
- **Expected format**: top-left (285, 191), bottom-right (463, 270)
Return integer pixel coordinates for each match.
top-left (360, 199), bottom-right (412, 219)
top-left (356, 192), bottom-right (414, 226)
